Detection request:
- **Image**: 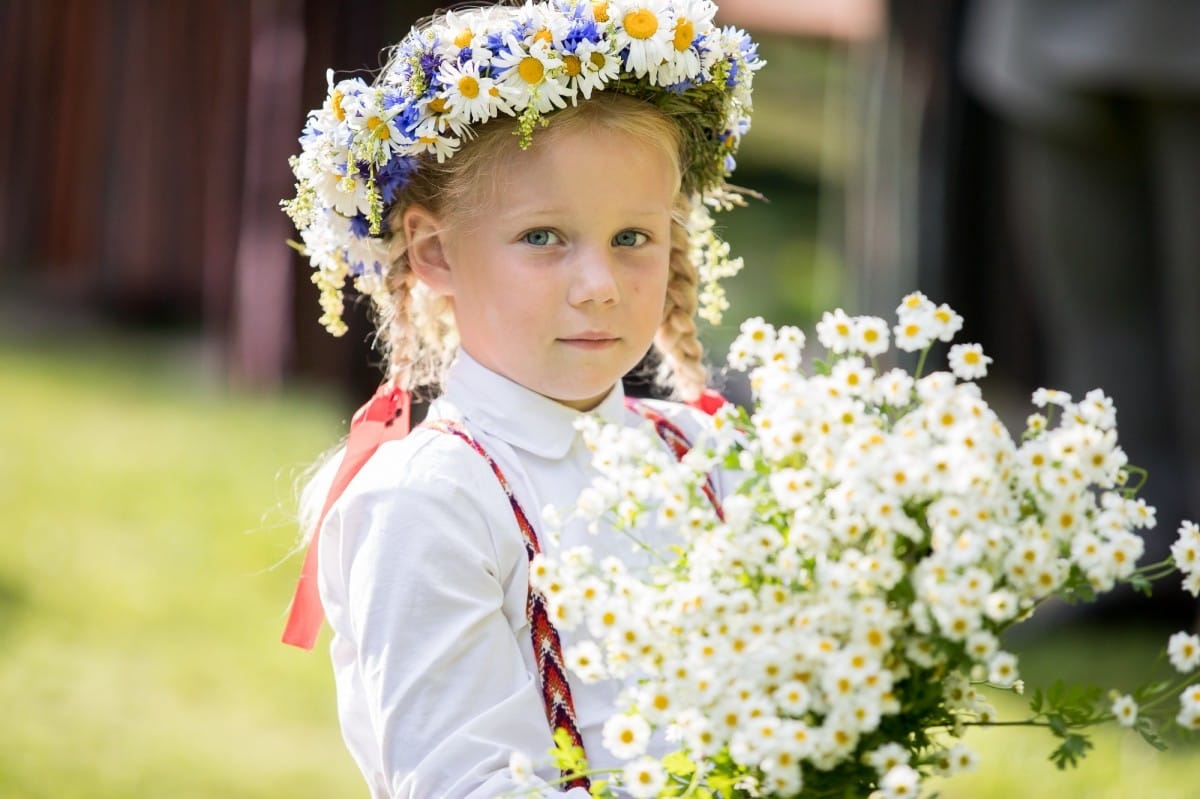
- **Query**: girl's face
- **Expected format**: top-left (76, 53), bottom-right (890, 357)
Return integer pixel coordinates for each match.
top-left (409, 123), bottom-right (678, 411)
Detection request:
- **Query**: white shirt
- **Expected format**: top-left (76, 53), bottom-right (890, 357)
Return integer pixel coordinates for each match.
top-left (316, 351), bottom-right (728, 798)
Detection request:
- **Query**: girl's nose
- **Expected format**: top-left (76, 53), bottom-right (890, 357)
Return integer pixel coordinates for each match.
top-left (567, 247), bottom-right (620, 306)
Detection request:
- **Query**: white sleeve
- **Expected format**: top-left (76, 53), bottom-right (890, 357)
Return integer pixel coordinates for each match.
top-left (319, 435), bottom-right (590, 798)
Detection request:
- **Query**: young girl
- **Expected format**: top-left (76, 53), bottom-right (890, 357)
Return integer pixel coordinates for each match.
top-left (281, 2), bottom-right (761, 795)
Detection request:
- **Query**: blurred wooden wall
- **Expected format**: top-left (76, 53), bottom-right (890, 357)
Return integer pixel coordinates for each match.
top-left (0, 0), bottom-right (441, 393)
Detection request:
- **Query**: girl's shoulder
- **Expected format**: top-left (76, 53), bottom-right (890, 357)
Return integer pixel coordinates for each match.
top-left (347, 422), bottom-right (491, 498)
top-left (305, 415), bottom-right (504, 529)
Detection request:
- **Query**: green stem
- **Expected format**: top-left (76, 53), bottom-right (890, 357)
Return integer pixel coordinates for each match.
top-left (1136, 675), bottom-right (1197, 714)
top-left (1127, 557), bottom-right (1181, 583)
top-left (959, 718), bottom-right (1057, 729)
top-left (914, 346), bottom-right (931, 380)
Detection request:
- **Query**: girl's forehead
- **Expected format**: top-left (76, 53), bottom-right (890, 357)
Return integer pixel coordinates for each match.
top-left (472, 125), bottom-right (680, 207)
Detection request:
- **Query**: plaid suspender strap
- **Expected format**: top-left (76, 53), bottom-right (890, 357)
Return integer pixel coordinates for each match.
top-left (423, 419), bottom-right (591, 792)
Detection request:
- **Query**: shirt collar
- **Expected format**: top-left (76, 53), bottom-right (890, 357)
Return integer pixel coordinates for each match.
top-left (441, 348), bottom-right (627, 460)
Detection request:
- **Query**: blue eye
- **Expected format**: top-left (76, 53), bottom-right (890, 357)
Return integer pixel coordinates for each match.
top-left (613, 230), bottom-right (648, 247)
top-left (522, 229), bottom-right (559, 246)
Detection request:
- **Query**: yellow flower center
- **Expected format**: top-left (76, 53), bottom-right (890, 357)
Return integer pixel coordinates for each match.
top-left (592, 1), bottom-right (609, 22)
top-left (428, 96), bottom-right (448, 113)
top-left (457, 75), bottom-right (480, 98)
top-left (331, 90), bottom-right (346, 121)
top-left (563, 54), bottom-right (582, 76)
top-left (366, 116), bottom-right (390, 140)
top-left (964, 350), bottom-right (980, 364)
top-left (418, 136), bottom-right (437, 145)
top-left (673, 18), bottom-right (695, 50)
top-left (533, 27), bottom-right (554, 45)
top-left (488, 85), bottom-right (500, 97)
top-left (624, 9), bottom-right (658, 39)
top-left (589, 51), bottom-right (607, 69)
top-left (518, 55), bottom-right (544, 84)
top-left (453, 28), bottom-right (473, 48)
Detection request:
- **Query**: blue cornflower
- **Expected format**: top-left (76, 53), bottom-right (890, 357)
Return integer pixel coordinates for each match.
top-left (725, 58), bottom-right (740, 88)
top-left (396, 103), bottom-right (422, 135)
top-left (376, 157), bottom-right (418, 204)
top-left (349, 214), bottom-right (372, 239)
top-left (300, 120), bottom-right (323, 145)
top-left (484, 31), bottom-right (507, 54)
top-left (563, 19), bottom-right (601, 51)
top-left (419, 52), bottom-right (441, 84)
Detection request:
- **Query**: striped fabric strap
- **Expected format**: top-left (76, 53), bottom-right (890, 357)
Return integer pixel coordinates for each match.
top-left (424, 419), bottom-right (591, 792)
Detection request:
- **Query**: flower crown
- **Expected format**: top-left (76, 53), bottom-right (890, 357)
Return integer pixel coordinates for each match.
top-left (282, 0), bottom-right (764, 336)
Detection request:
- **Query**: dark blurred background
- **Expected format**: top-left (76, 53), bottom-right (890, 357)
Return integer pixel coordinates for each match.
top-left (0, 0), bottom-right (878, 396)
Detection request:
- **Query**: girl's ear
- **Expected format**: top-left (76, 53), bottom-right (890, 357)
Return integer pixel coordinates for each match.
top-left (403, 205), bottom-right (454, 296)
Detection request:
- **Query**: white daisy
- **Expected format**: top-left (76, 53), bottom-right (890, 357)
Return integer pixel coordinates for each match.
top-left (523, 1), bottom-right (574, 49)
top-left (893, 310), bottom-right (937, 352)
top-left (653, 0), bottom-right (715, 84)
top-left (433, 8), bottom-right (493, 58)
top-left (611, 0), bottom-right (675, 79)
top-left (815, 308), bottom-right (855, 353)
top-left (878, 764), bottom-right (921, 799)
top-left (852, 315), bottom-right (890, 356)
top-left (437, 59), bottom-right (507, 124)
top-left (1111, 694), bottom-right (1139, 727)
top-left (622, 756), bottom-right (668, 799)
top-left (492, 35), bottom-right (573, 112)
top-left (1168, 631), bottom-right (1200, 673)
top-left (948, 342), bottom-right (993, 381)
top-left (409, 131), bottom-right (460, 163)
top-left (562, 38), bottom-right (621, 99)
top-left (930, 302), bottom-right (964, 341)
top-left (896, 290), bottom-right (935, 318)
top-left (508, 750), bottom-right (535, 784)
top-left (603, 714), bottom-right (652, 759)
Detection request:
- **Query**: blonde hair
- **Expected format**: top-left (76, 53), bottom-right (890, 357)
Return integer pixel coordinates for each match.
top-left (373, 91), bottom-right (709, 402)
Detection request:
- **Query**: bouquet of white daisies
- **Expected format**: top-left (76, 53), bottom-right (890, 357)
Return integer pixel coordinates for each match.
top-left (524, 293), bottom-right (1199, 798)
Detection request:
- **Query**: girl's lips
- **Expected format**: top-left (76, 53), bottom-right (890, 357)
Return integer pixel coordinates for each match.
top-left (559, 334), bottom-right (619, 349)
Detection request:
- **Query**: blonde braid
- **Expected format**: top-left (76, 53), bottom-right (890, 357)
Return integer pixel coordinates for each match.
top-left (654, 203), bottom-right (708, 402)
top-left (376, 207), bottom-right (457, 396)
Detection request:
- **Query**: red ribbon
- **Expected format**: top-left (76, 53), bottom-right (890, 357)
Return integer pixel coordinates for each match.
top-left (688, 387), bottom-right (727, 415)
top-left (281, 384), bottom-right (411, 650)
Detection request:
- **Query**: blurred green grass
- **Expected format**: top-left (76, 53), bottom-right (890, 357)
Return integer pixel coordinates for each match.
top-left (0, 332), bottom-right (362, 798)
top-left (1, 332), bottom-right (1195, 798)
